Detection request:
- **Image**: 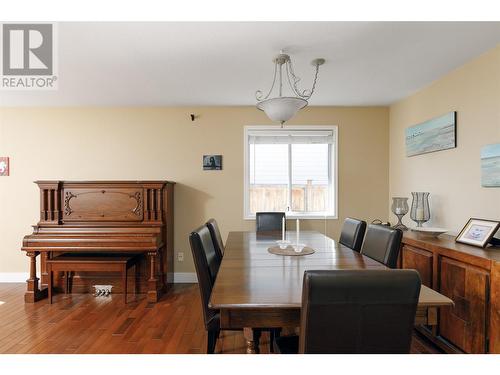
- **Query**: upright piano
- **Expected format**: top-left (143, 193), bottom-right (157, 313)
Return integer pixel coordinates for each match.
top-left (21, 180), bottom-right (175, 303)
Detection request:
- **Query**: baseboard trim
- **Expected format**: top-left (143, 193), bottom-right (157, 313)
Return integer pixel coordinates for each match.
top-left (0, 272), bottom-right (29, 283)
top-left (174, 272), bottom-right (197, 283)
top-left (0, 272), bottom-right (197, 284)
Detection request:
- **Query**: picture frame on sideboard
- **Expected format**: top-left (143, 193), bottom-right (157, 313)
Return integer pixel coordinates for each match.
top-left (456, 218), bottom-right (500, 248)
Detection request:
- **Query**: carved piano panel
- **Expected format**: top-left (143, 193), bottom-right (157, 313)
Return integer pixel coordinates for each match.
top-left (63, 188), bottom-right (144, 221)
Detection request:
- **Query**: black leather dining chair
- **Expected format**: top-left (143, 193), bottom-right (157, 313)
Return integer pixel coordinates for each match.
top-left (206, 218), bottom-right (224, 260)
top-left (190, 224), bottom-right (276, 353)
top-left (189, 225), bottom-right (223, 353)
top-left (256, 212), bottom-right (286, 232)
top-left (339, 217), bottom-right (367, 252)
top-left (360, 224), bottom-right (403, 268)
top-left (274, 269), bottom-right (421, 354)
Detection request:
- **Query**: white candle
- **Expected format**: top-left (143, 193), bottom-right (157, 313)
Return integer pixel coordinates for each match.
top-left (416, 208), bottom-right (424, 220)
top-left (282, 217), bottom-right (285, 241)
top-left (296, 219), bottom-right (300, 245)
top-left (395, 208), bottom-right (403, 214)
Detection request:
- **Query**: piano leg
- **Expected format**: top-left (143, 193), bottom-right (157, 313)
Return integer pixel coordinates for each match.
top-left (147, 251), bottom-right (160, 303)
top-left (24, 251), bottom-right (48, 303)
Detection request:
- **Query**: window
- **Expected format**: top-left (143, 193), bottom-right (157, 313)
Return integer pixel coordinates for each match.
top-left (244, 126), bottom-right (337, 219)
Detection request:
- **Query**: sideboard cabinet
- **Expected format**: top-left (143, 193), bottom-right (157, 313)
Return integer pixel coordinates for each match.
top-left (399, 232), bottom-right (500, 354)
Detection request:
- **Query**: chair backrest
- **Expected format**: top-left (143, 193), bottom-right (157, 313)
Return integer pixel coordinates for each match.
top-left (360, 224), bottom-right (402, 268)
top-left (299, 269), bottom-right (421, 354)
top-left (206, 218), bottom-right (224, 259)
top-left (339, 217), bottom-right (367, 252)
top-left (256, 212), bottom-right (286, 232)
top-left (189, 225), bottom-right (221, 329)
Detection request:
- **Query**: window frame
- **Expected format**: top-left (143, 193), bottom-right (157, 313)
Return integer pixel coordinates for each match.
top-left (243, 125), bottom-right (338, 220)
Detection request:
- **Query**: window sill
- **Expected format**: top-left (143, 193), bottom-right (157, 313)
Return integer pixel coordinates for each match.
top-left (244, 214), bottom-right (338, 220)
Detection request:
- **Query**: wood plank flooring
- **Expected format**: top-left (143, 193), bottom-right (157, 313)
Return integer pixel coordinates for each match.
top-left (0, 283), bottom-right (442, 354)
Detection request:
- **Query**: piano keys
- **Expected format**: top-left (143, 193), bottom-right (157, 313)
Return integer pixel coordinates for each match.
top-left (21, 180), bottom-right (175, 303)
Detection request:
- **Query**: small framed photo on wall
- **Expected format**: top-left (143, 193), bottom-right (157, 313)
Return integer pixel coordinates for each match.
top-left (0, 157), bottom-right (9, 176)
top-left (203, 155), bottom-right (222, 170)
top-left (456, 218), bottom-right (500, 248)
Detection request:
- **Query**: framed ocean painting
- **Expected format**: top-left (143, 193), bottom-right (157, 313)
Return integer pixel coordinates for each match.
top-left (405, 111), bottom-right (457, 157)
top-left (481, 143), bottom-right (500, 187)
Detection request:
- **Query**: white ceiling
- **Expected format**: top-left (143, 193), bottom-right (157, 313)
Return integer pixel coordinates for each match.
top-left (1, 22), bottom-right (499, 107)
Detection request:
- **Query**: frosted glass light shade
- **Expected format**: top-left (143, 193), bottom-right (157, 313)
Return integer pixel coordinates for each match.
top-left (257, 97), bottom-right (308, 123)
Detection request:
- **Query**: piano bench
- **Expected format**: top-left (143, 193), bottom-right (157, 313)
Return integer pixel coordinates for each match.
top-left (46, 254), bottom-right (139, 304)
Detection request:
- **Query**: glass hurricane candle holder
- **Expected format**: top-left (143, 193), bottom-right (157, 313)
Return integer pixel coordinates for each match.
top-left (410, 192), bottom-right (430, 227)
top-left (391, 197), bottom-right (409, 230)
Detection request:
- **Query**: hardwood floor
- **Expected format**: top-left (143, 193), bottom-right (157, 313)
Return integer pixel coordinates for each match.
top-left (0, 283), bottom-right (442, 354)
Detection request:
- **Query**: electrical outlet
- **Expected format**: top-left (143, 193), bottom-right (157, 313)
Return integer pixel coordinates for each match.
top-left (177, 252), bottom-right (184, 262)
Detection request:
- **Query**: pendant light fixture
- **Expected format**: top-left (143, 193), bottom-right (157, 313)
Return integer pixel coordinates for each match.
top-left (256, 51), bottom-right (325, 126)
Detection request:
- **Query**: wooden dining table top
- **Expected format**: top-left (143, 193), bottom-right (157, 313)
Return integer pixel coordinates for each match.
top-left (209, 230), bottom-right (453, 309)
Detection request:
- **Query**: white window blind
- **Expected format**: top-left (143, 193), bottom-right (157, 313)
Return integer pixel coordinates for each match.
top-left (248, 130), bottom-right (335, 144)
top-left (245, 127), bottom-right (337, 219)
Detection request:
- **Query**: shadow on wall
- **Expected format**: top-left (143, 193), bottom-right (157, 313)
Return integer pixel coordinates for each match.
top-left (173, 183), bottom-right (213, 266)
top-left (174, 182), bottom-right (214, 228)
top-left (429, 194), bottom-right (443, 228)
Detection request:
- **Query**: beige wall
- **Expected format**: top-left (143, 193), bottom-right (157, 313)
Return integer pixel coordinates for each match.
top-left (389, 45), bottom-right (500, 233)
top-left (0, 106), bottom-right (389, 274)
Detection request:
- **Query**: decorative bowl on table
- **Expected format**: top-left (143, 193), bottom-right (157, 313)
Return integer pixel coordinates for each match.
top-left (410, 227), bottom-right (448, 237)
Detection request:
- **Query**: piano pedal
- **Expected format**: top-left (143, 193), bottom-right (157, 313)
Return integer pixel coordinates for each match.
top-left (94, 285), bottom-right (113, 297)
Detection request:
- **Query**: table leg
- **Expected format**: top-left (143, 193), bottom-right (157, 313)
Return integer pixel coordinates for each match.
top-left (48, 269), bottom-right (53, 304)
top-left (63, 272), bottom-right (67, 294)
top-left (41, 252), bottom-right (49, 286)
top-left (123, 265), bottom-right (128, 304)
top-left (427, 307), bottom-right (438, 326)
top-left (244, 328), bottom-right (261, 354)
top-left (134, 263), bottom-right (138, 298)
top-left (147, 251), bottom-right (160, 303)
top-left (157, 247), bottom-right (165, 288)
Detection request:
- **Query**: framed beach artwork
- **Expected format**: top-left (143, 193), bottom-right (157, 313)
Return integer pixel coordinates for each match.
top-left (481, 143), bottom-right (500, 187)
top-left (456, 218), bottom-right (500, 248)
top-left (405, 111), bottom-right (457, 157)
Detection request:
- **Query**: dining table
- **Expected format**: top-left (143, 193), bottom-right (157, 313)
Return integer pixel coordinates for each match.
top-left (209, 230), bottom-right (454, 353)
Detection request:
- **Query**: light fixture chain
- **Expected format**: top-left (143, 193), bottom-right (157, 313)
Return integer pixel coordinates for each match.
top-left (286, 59), bottom-right (320, 99)
top-left (285, 62), bottom-right (302, 97)
top-left (255, 61), bottom-right (278, 101)
top-left (279, 62), bottom-right (283, 97)
top-left (287, 59), bottom-right (305, 97)
top-left (309, 63), bottom-right (320, 97)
